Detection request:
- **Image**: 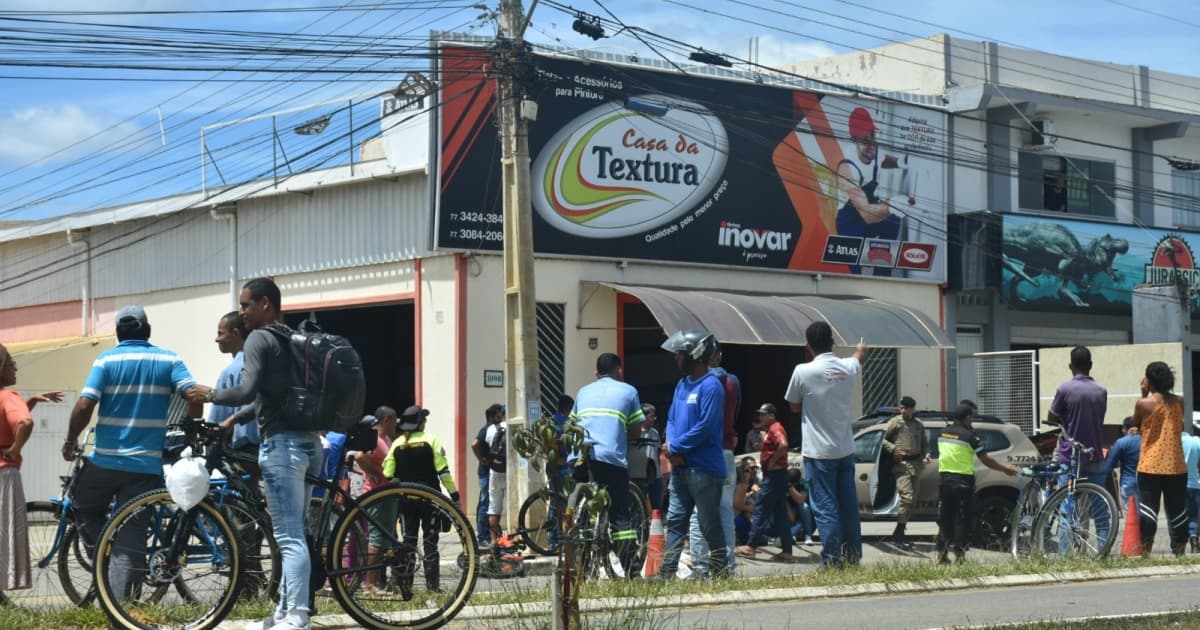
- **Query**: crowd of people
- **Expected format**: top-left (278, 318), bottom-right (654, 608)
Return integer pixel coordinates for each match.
top-left (6, 291), bottom-right (1200, 624)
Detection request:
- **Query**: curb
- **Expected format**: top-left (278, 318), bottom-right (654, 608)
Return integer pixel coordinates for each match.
top-left (236, 563), bottom-right (1200, 629)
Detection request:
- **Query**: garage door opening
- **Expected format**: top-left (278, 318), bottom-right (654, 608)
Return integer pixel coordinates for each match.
top-left (285, 302), bottom-right (415, 416)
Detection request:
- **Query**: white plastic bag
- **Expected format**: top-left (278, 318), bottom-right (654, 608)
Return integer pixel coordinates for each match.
top-left (165, 447), bottom-right (209, 510)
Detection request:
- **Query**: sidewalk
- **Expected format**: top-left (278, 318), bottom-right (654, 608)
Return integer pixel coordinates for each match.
top-left (220, 520), bottom-right (1189, 629)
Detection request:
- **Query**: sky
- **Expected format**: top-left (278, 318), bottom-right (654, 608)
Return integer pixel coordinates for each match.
top-left (0, 0), bottom-right (1197, 220)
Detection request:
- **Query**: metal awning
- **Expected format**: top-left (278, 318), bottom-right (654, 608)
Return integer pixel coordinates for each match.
top-left (601, 283), bottom-right (953, 349)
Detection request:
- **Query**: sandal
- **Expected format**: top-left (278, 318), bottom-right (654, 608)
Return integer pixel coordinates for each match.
top-left (733, 546), bottom-right (757, 559)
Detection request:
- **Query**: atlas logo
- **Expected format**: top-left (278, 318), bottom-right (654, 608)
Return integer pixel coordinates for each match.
top-left (531, 94), bottom-right (729, 239)
top-left (717, 221), bottom-right (793, 251)
top-left (1144, 235), bottom-right (1200, 285)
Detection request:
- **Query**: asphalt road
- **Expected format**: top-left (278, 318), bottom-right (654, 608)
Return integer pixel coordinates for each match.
top-left (627, 573), bottom-right (1200, 630)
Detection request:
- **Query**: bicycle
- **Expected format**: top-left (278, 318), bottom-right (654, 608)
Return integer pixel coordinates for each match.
top-left (93, 417), bottom-right (480, 630)
top-left (0, 431), bottom-right (95, 610)
top-left (1013, 432), bottom-right (1119, 559)
top-left (517, 479), bottom-right (649, 562)
top-left (1009, 460), bottom-right (1064, 558)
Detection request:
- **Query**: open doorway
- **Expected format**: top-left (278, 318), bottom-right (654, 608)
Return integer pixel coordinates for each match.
top-left (285, 302), bottom-right (415, 416)
top-left (619, 299), bottom-right (808, 453)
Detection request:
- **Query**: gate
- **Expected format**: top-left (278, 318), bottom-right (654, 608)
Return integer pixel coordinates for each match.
top-left (958, 350), bottom-right (1038, 434)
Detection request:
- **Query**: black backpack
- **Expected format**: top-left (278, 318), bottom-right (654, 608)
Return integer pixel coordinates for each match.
top-left (266, 321), bottom-right (366, 434)
top-left (488, 424), bottom-right (507, 473)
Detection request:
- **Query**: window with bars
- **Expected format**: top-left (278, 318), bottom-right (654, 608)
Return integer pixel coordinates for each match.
top-left (862, 347), bottom-right (898, 415)
top-left (1173, 170), bottom-right (1200, 227)
top-left (536, 302), bottom-right (566, 419)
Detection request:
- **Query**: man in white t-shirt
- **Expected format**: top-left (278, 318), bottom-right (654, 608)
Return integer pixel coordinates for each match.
top-left (784, 321), bottom-right (868, 568)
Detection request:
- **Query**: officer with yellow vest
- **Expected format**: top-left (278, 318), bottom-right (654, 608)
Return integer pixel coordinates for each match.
top-left (936, 401), bottom-right (1016, 564)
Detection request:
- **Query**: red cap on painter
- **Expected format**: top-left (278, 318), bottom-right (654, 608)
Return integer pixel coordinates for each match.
top-left (848, 107), bottom-right (877, 140)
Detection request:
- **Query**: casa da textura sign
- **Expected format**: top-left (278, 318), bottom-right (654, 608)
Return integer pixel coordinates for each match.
top-left (434, 44), bottom-right (946, 281)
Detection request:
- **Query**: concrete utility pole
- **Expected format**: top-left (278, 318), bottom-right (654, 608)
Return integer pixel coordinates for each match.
top-left (497, 0), bottom-right (542, 531)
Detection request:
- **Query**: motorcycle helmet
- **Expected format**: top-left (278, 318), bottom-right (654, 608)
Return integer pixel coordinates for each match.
top-left (661, 329), bottom-right (718, 364)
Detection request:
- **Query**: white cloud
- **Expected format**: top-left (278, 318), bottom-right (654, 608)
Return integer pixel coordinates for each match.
top-left (752, 36), bottom-right (839, 68)
top-left (0, 104), bottom-right (148, 165)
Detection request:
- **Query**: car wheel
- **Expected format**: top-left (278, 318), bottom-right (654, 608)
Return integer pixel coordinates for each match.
top-left (973, 495), bottom-right (1015, 551)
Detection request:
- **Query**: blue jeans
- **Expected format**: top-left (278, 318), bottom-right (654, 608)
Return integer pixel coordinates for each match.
top-left (1056, 466), bottom-right (1112, 554)
top-left (1188, 488), bottom-right (1200, 537)
top-left (661, 467), bottom-right (727, 578)
top-left (805, 455), bottom-right (861, 566)
top-left (260, 431), bottom-right (322, 617)
top-left (476, 473), bottom-right (490, 544)
top-left (747, 469), bottom-right (792, 554)
top-left (689, 450), bottom-right (736, 574)
top-left (790, 500), bottom-right (815, 540)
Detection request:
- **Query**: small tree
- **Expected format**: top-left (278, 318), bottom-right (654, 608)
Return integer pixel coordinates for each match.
top-left (511, 414), bottom-right (606, 630)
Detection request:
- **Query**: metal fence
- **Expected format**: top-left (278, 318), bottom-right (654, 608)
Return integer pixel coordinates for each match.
top-left (959, 350), bottom-right (1038, 434)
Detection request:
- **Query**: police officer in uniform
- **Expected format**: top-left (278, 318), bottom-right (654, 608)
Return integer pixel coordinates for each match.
top-left (935, 401), bottom-right (1016, 564)
top-left (881, 395), bottom-right (928, 550)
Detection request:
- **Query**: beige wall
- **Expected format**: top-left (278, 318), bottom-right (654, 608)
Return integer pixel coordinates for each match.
top-left (1038, 342), bottom-right (1184, 426)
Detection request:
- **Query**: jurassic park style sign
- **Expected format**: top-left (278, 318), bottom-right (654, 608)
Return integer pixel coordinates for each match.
top-left (1001, 214), bottom-right (1200, 314)
top-left (433, 44), bottom-right (946, 282)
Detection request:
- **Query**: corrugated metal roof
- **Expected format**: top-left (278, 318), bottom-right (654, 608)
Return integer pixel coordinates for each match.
top-left (0, 159), bottom-right (422, 245)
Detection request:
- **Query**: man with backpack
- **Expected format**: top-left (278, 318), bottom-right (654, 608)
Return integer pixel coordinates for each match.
top-left (483, 403), bottom-right (507, 545)
top-left (189, 277), bottom-right (321, 630)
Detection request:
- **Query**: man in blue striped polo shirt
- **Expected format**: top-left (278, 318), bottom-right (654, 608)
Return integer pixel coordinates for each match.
top-left (570, 352), bottom-right (645, 577)
top-left (63, 304), bottom-right (201, 600)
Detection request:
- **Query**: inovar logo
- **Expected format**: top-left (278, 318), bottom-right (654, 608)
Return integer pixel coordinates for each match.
top-left (717, 221), bottom-right (793, 251)
top-left (531, 95), bottom-right (729, 238)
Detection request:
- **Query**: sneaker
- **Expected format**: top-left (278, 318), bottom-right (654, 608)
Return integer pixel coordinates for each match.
top-left (245, 611), bottom-right (286, 630)
top-left (803, 537), bottom-right (815, 546)
top-left (273, 614), bottom-right (311, 630)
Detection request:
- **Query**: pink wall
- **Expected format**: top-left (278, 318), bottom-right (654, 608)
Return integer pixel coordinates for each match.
top-left (0, 301), bottom-right (83, 342)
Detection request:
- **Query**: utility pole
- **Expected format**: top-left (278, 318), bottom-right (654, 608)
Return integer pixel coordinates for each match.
top-left (497, 0), bottom-right (542, 532)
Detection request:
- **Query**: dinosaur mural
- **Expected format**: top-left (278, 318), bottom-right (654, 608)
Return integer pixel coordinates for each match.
top-left (1002, 220), bottom-right (1130, 308)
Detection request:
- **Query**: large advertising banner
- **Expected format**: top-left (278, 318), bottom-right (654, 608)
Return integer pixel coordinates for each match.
top-left (435, 45), bottom-right (946, 281)
top-left (1002, 214), bottom-right (1200, 314)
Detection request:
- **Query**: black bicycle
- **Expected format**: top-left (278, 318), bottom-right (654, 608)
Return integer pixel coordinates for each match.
top-left (93, 417), bottom-right (479, 630)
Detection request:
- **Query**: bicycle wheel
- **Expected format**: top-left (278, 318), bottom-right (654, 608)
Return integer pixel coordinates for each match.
top-left (564, 484), bottom-right (600, 583)
top-left (221, 496), bottom-right (280, 599)
top-left (57, 518), bottom-right (95, 606)
top-left (93, 491), bottom-right (243, 630)
top-left (1009, 479), bottom-right (1042, 559)
top-left (599, 482), bottom-right (649, 579)
top-left (1033, 482), bottom-right (1119, 559)
top-left (0, 501), bottom-right (78, 610)
top-left (327, 483), bottom-right (478, 630)
top-left (518, 491), bottom-right (554, 556)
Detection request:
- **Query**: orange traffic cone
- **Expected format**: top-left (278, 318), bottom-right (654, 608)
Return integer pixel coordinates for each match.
top-left (642, 509), bottom-right (665, 577)
top-left (1121, 494), bottom-right (1143, 557)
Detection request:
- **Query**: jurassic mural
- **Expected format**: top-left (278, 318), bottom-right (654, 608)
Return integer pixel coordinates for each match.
top-left (1002, 214), bottom-right (1200, 315)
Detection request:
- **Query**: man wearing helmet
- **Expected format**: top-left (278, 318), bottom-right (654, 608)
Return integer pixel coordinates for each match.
top-left (784, 321), bottom-right (867, 568)
top-left (656, 329), bottom-right (729, 579)
top-left (837, 106), bottom-right (903, 268)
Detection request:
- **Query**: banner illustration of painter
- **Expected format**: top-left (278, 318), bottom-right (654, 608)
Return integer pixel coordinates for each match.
top-left (435, 44), bottom-right (946, 281)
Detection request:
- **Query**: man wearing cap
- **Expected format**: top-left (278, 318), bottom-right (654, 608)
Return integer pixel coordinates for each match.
top-left (936, 402), bottom-right (1017, 564)
top-left (837, 106), bottom-right (903, 274)
top-left (349, 406), bottom-right (397, 593)
top-left (569, 352), bottom-right (645, 577)
top-left (383, 405), bottom-right (459, 599)
top-left (735, 403), bottom-right (794, 562)
top-left (63, 304), bottom-right (202, 601)
top-left (881, 395), bottom-right (929, 550)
